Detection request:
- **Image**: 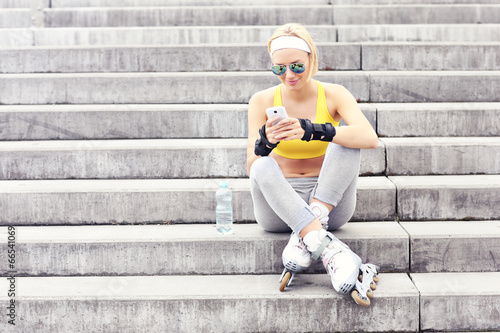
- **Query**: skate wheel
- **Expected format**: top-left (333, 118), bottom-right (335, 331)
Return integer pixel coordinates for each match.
top-left (279, 271), bottom-right (292, 292)
top-left (366, 290), bottom-right (374, 299)
top-left (373, 275), bottom-right (380, 283)
top-left (351, 290), bottom-right (370, 307)
top-left (370, 281), bottom-right (377, 290)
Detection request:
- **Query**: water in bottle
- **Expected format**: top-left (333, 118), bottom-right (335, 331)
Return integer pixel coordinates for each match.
top-left (216, 181), bottom-right (233, 235)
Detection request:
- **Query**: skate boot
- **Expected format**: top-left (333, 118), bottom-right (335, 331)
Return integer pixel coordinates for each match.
top-left (279, 232), bottom-right (312, 291)
top-left (303, 229), bottom-right (380, 306)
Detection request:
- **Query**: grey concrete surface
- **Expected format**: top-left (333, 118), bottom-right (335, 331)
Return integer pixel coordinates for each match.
top-left (0, 138), bottom-right (385, 179)
top-left (338, 24), bottom-right (500, 42)
top-left (382, 137), bottom-right (500, 175)
top-left (401, 221), bottom-right (500, 272)
top-left (0, 43), bottom-right (360, 73)
top-left (412, 272), bottom-right (500, 331)
top-left (375, 103), bottom-right (500, 137)
top-left (50, 0), bottom-right (331, 6)
top-left (3, 71), bottom-right (500, 105)
top-left (0, 9), bottom-right (30, 28)
top-left (0, 222), bottom-right (408, 276)
top-left (362, 42), bottom-right (500, 71)
top-left (0, 71), bottom-right (370, 104)
top-left (390, 175), bottom-right (500, 221)
top-left (0, 274), bottom-right (419, 332)
top-left (333, 5), bottom-right (500, 25)
top-left (43, 6), bottom-right (334, 27)
top-left (0, 177), bottom-right (396, 225)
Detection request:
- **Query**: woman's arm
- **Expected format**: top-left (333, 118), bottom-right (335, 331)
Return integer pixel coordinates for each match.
top-left (246, 91), bottom-right (269, 175)
top-left (327, 84), bottom-right (379, 149)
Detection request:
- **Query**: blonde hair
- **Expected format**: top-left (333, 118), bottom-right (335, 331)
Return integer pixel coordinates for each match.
top-left (267, 23), bottom-right (318, 82)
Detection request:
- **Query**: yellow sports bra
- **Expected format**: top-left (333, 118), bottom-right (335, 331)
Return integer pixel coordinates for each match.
top-left (273, 81), bottom-right (339, 159)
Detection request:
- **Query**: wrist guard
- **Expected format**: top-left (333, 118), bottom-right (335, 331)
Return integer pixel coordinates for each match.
top-left (254, 125), bottom-right (279, 156)
top-left (298, 118), bottom-right (336, 142)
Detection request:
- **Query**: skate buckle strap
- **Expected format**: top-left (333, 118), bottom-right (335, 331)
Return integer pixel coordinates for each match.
top-left (311, 233), bottom-right (333, 260)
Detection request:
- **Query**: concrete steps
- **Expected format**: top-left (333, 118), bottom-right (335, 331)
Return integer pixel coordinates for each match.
top-left (2, 42), bottom-right (500, 73)
top-left (1, 71), bottom-right (500, 104)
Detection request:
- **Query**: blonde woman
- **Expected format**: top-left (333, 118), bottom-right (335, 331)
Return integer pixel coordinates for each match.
top-left (246, 23), bottom-right (379, 306)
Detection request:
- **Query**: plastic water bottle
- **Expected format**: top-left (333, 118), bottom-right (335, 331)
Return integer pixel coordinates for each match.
top-left (216, 181), bottom-right (233, 235)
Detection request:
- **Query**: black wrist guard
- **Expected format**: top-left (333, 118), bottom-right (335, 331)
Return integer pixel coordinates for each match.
top-left (298, 118), bottom-right (336, 142)
top-left (254, 124), bottom-right (279, 156)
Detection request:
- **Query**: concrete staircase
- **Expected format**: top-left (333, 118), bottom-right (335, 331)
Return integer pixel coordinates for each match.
top-left (1, 0), bottom-right (499, 332)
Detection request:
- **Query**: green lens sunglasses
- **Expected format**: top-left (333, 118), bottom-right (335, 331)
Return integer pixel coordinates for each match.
top-left (271, 63), bottom-right (306, 76)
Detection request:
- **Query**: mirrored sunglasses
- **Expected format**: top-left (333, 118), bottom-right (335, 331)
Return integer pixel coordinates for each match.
top-left (271, 63), bottom-right (306, 76)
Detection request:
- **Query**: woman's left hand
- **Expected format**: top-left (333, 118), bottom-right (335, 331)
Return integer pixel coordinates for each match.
top-left (272, 118), bottom-right (305, 141)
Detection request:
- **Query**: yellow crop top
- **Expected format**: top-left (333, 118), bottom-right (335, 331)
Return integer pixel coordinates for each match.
top-left (273, 81), bottom-right (339, 159)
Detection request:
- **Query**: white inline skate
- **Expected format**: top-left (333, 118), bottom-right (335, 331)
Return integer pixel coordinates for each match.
top-left (279, 202), bottom-right (329, 292)
top-left (303, 228), bottom-right (380, 307)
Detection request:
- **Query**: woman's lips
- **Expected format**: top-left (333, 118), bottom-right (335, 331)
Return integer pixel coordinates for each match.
top-left (288, 80), bottom-right (299, 86)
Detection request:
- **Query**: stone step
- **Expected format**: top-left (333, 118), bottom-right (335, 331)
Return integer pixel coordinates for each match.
top-left (0, 138), bottom-right (385, 179)
top-left (333, 4), bottom-right (500, 25)
top-left (0, 177), bottom-right (396, 225)
top-left (383, 137), bottom-right (500, 175)
top-left (0, 9), bottom-right (30, 28)
top-left (1, 103), bottom-right (497, 140)
top-left (49, 0), bottom-right (330, 5)
top-left (1, 71), bottom-right (500, 104)
top-left (0, 222), bottom-right (409, 276)
top-left (389, 175), bottom-right (500, 221)
top-left (412, 272), bottom-right (500, 331)
top-left (375, 102), bottom-right (500, 137)
top-left (338, 24), bottom-right (500, 42)
top-left (333, 0), bottom-right (500, 4)
top-left (0, 274), bottom-right (420, 332)
top-left (2, 42), bottom-right (500, 73)
top-left (0, 43), bottom-right (360, 73)
top-left (42, 6), bottom-right (333, 28)
top-left (1, 137), bottom-right (499, 180)
top-left (401, 221), bottom-right (500, 273)
top-left (3, 24), bottom-right (498, 47)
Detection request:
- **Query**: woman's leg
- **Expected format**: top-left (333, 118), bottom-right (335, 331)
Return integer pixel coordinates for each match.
top-left (249, 157), bottom-right (316, 233)
top-left (310, 143), bottom-right (361, 230)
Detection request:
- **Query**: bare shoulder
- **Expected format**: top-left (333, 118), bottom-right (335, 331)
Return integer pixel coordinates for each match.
top-left (249, 85), bottom-right (276, 109)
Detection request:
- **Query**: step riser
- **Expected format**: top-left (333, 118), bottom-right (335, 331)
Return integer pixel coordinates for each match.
top-left (4, 43), bottom-right (500, 73)
top-left (49, 0), bottom-right (331, 6)
top-left (0, 141), bottom-right (385, 179)
top-left (43, 7), bottom-right (333, 27)
top-left (0, 44), bottom-right (360, 73)
top-left (1, 223), bottom-right (408, 276)
top-left (334, 5), bottom-right (500, 25)
top-left (376, 103), bottom-right (500, 137)
top-left (2, 72), bottom-right (500, 104)
top-left (338, 24), bottom-right (500, 42)
top-left (0, 178), bottom-right (396, 224)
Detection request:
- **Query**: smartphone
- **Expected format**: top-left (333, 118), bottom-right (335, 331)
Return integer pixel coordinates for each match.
top-left (266, 106), bottom-right (288, 126)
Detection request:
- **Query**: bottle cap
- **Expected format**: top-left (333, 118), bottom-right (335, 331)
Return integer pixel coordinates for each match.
top-left (220, 181), bottom-right (228, 188)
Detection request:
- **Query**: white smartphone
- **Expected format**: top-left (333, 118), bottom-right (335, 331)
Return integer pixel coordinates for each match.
top-left (266, 106), bottom-right (288, 126)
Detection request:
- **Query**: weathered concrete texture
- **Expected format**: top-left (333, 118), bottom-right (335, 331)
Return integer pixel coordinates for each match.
top-left (0, 28), bottom-right (33, 47)
top-left (412, 272), bottom-right (500, 331)
top-left (2, 71), bottom-right (500, 105)
top-left (332, 0), bottom-right (500, 4)
top-left (370, 71), bottom-right (500, 102)
top-left (0, 71), bottom-right (370, 104)
top-left (0, 138), bottom-right (384, 179)
top-left (375, 103), bottom-right (500, 137)
top-left (51, 0), bottom-right (331, 6)
top-left (382, 137), bottom-right (500, 175)
top-left (0, 274), bottom-right (419, 332)
top-left (0, 222), bottom-right (408, 276)
top-left (390, 175), bottom-right (500, 221)
top-left (0, 9), bottom-right (31, 28)
top-left (27, 25), bottom-right (337, 46)
top-left (337, 24), bottom-right (500, 42)
top-left (0, 104), bottom-right (249, 140)
top-left (0, 104), bottom-right (376, 141)
top-left (0, 177), bottom-right (395, 225)
top-left (0, 43), bottom-right (360, 74)
top-left (333, 5), bottom-right (500, 24)
top-left (362, 42), bottom-right (500, 70)
top-left (43, 6), bottom-right (334, 27)
top-left (401, 221), bottom-right (500, 272)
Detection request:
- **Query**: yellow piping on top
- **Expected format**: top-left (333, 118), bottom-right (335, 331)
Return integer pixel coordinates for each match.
top-left (273, 81), bottom-right (339, 159)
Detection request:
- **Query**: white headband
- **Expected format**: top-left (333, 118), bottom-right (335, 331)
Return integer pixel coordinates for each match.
top-left (270, 36), bottom-right (311, 55)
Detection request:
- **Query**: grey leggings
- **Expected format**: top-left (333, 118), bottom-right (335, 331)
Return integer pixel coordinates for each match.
top-left (249, 143), bottom-right (360, 234)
